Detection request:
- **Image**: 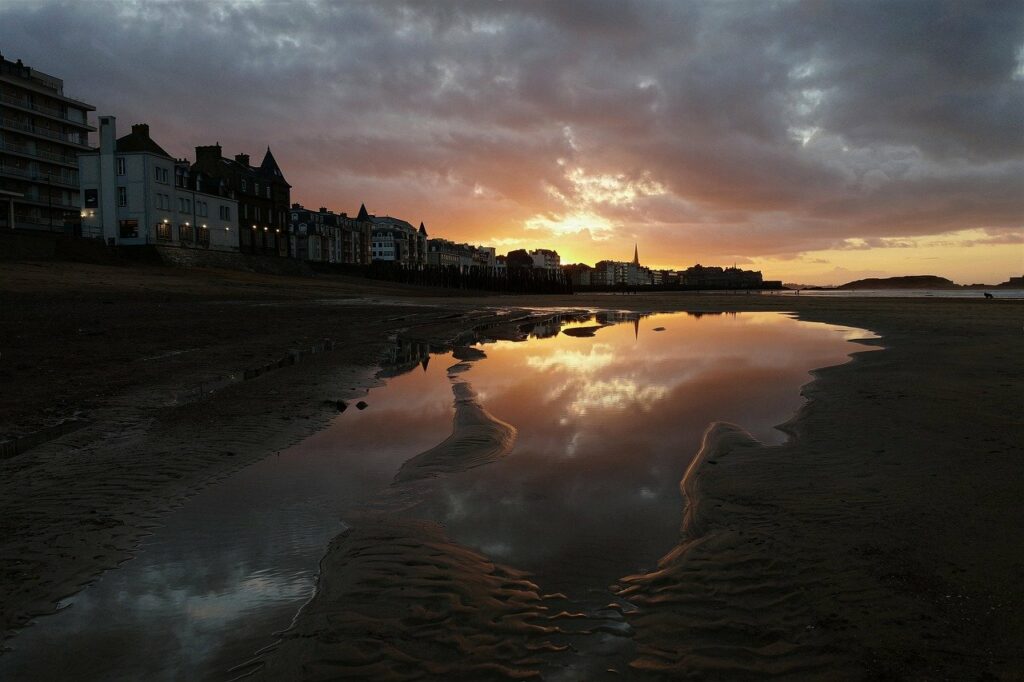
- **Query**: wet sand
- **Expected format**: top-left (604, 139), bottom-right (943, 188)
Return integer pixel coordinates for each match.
top-left (2, 261), bottom-right (1022, 679)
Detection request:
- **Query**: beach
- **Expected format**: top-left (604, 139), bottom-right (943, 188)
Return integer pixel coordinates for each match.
top-left (1, 261), bottom-right (1021, 679)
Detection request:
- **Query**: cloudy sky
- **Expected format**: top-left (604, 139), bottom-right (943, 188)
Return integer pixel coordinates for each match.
top-left (4, 0), bottom-right (1022, 283)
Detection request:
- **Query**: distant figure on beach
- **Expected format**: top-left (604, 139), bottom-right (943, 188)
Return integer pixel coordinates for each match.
top-left (984, 292), bottom-right (994, 299)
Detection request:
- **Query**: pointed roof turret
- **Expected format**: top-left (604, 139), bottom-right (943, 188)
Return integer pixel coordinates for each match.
top-left (632, 243), bottom-right (639, 265)
top-left (357, 203), bottom-right (370, 221)
top-left (259, 146), bottom-right (290, 186)
top-left (419, 221), bottom-right (427, 236)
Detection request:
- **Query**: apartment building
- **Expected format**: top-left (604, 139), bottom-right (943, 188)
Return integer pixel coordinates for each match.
top-left (0, 53), bottom-right (95, 231)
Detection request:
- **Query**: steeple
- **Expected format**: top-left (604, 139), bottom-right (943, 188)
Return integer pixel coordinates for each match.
top-left (418, 221), bottom-right (427, 236)
top-left (357, 203), bottom-right (370, 221)
top-left (632, 243), bottom-right (639, 265)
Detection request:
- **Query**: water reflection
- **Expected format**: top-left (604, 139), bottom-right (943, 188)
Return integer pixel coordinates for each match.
top-left (0, 310), bottom-right (874, 680)
top-left (0, 351), bottom-right (458, 682)
top-left (409, 312), bottom-right (873, 598)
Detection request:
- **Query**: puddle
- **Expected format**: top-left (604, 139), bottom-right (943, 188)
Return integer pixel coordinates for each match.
top-left (0, 311), bottom-right (876, 680)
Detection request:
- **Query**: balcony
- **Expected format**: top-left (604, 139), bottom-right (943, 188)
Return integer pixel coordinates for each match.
top-left (0, 118), bottom-right (90, 148)
top-left (0, 164), bottom-right (78, 187)
top-left (0, 139), bottom-right (79, 166)
top-left (0, 92), bottom-right (96, 130)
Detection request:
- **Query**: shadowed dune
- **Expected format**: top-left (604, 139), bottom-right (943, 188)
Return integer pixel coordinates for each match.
top-left (394, 379), bottom-right (517, 484)
top-left (247, 518), bottom-right (562, 681)
top-left (615, 423), bottom-right (846, 680)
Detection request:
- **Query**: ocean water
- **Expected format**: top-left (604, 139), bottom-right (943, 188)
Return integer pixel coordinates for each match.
top-left (772, 288), bottom-right (1024, 299)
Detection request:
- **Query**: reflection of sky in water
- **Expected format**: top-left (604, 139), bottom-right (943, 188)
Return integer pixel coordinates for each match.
top-left (0, 359), bottom-right (457, 682)
top-left (0, 311), bottom-right (874, 679)
top-left (411, 312), bottom-right (876, 598)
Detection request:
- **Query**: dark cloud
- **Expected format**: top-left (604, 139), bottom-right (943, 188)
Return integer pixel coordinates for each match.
top-left (2, 0), bottom-right (1021, 262)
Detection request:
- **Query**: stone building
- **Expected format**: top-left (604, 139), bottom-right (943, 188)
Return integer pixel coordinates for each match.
top-left (77, 118), bottom-right (237, 251)
top-left (0, 53), bottom-right (95, 231)
top-left (680, 264), bottom-right (764, 289)
top-left (367, 206), bottom-right (426, 267)
top-left (192, 143), bottom-right (290, 256)
top-left (287, 203), bottom-right (370, 264)
top-left (427, 238), bottom-right (497, 270)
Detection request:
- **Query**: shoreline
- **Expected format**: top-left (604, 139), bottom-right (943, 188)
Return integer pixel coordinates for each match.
top-left (1, 262), bottom-right (1021, 678)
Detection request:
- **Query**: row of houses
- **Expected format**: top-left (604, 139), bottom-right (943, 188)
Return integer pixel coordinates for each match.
top-left (0, 54), bottom-right (467, 268)
top-left (563, 245), bottom-right (779, 289)
top-left (2, 53), bottom-right (774, 289)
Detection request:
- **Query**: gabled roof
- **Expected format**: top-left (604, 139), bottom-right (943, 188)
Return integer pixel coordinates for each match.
top-left (357, 203), bottom-right (370, 221)
top-left (115, 126), bottom-right (172, 158)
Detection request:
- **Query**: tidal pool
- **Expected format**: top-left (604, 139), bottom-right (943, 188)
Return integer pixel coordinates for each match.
top-left (0, 310), bottom-right (874, 680)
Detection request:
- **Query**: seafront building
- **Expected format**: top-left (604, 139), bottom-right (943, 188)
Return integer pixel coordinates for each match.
top-left (287, 203), bottom-right (371, 264)
top-left (528, 248), bottom-right (561, 270)
top-left (368, 205), bottom-right (427, 266)
top-left (680, 264), bottom-right (763, 289)
top-left (426, 238), bottom-right (497, 270)
top-left (77, 118), bottom-right (237, 251)
top-left (191, 143), bottom-right (291, 257)
top-left (0, 53), bottom-right (95, 232)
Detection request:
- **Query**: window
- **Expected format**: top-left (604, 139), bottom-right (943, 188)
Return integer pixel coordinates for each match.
top-left (219, 205), bottom-right (231, 220)
top-left (254, 206), bottom-right (260, 222)
top-left (254, 182), bottom-right (260, 195)
top-left (242, 204), bottom-right (248, 219)
top-left (156, 223), bottom-right (172, 241)
top-left (265, 185), bottom-right (270, 199)
top-left (117, 186), bottom-right (127, 207)
top-left (155, 166), bottom-right (169, 184)
top-left (179, 223), bottom-right (194, 244)
top-left (116, 157), bottom-right (126, 176)
top-left (241, 179), bottom-right (247, 192)
top-left (119, 219), bottom-right (138, 238)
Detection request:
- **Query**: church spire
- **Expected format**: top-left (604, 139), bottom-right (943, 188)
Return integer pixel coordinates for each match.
top-left (632, 243), bottom-right (639, 265)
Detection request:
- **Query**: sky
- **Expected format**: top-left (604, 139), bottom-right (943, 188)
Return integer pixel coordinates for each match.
top-left (3, 0), bottom-right (1022, 284)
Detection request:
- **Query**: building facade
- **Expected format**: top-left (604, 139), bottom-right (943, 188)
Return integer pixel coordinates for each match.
top-left (680, 264), bottom-right (764, 289)
top-left (287, 203), bottom-right (371, 264)
top-left (427, 238), bottom-right (497, 270)
top-left (368, 206), bottom-right (426, 267)
top-left (528, 248), bottom-right (561, 270)
top-left (78, 118), bottom-right (237, 250)
top-left (0, 53), bottom-right (95, 231)
top-left (192, 143), bottom-right (291, 256)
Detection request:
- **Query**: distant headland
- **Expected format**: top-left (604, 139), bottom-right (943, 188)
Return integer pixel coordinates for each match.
top-left (809, 275), bottom-right (1024, 290)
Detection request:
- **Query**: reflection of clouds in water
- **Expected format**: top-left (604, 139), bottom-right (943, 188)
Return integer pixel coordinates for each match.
top-left (568, 378), bottom-right (669, 416)
top-left (481, 542), bottom-right (514, 559)
top-left (565, 431), bottom-right (583, 457)
top-left (525, 344), bottom-right (615, 373)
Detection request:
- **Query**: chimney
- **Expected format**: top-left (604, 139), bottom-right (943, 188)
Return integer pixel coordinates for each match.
top-left (131, 123), bottom-right (150, 138)
top-left (319, 207), bottom-right (327, 213)
top-left (195, 144), bottom-right (222, 163)
top-left (99, 116), bottom-right (116, 155)
top-left (235, 153), bottom-right (250, 167)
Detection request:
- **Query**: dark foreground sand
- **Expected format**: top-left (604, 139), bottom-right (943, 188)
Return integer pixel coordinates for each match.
top-left (1, 261), bottom-right (1022, 679)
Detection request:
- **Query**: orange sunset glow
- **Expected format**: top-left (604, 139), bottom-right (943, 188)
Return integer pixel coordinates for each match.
top-left (3, 0), bottom-right (1021, 284)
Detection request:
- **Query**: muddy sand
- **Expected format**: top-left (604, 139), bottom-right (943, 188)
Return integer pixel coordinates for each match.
top-left (1, 261), bottom-right (1022, 679)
